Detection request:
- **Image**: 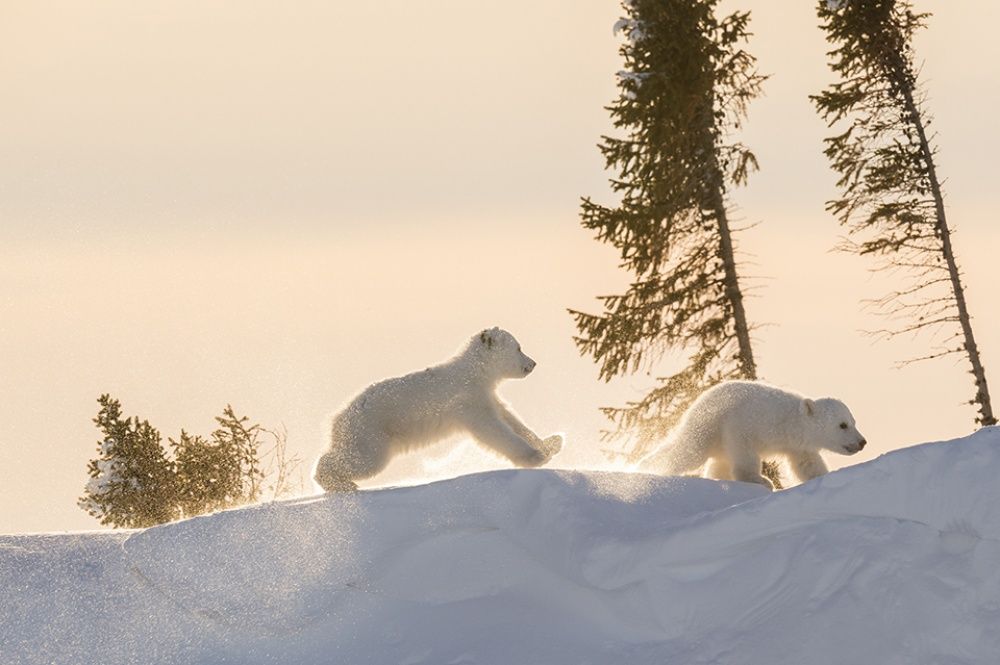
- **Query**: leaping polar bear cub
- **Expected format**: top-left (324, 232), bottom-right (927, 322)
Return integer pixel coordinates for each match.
top-left (314, 327), bottom-right (563, 492)
top-left (638, 380), bottom-right (867, 490)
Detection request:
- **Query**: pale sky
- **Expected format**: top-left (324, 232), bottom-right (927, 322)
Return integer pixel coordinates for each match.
top-left (2, 1), bottom-right (998, 533)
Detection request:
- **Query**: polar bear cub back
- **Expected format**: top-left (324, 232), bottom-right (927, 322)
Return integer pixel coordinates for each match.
top-left (638, 380), bottom-right (866, 489)
top-left (313, 327), bottom-right (563, 492)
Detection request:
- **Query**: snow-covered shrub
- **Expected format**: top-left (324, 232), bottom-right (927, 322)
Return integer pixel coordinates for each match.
top-left (79, 395), bottom-right (178, 528)
top-left (171, 406), bottom-right (266, 517)
top-left (79, 396), bottom-right (299, 528)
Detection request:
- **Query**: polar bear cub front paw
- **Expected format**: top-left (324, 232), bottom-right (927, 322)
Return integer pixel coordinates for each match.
top-left (538, 434), bottom-right (564, 460)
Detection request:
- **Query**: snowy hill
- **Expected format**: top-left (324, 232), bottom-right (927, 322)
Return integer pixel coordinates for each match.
top-left (4, 428), bottom-right (1000, 665)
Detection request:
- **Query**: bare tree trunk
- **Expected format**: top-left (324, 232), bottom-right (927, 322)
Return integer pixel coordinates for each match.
top-left (702, 104), bottom-right (757, 381)
top-left (715, 200), bottom-right (757, 380)
top-left (893, 64), bottom-right (995, 427)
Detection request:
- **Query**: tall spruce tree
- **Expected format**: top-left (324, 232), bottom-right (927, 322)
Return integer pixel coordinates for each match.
top-left (570, 0), bottom-right (765, 462)
top-left (813, 0), bottom-right (995, 426)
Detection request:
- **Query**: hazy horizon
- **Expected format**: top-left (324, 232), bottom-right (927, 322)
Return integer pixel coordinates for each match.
top-left (2, 0), bottom-right (998, 533)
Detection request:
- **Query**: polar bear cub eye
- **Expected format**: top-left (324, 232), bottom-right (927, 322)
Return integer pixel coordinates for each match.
top-left (839, 422), bottom-right (848, 430)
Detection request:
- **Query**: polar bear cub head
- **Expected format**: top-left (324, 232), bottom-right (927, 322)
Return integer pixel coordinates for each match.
top-left (802, 397), bottom-right (867, 455)
top-left (468, 327), bottom-right (537, 380)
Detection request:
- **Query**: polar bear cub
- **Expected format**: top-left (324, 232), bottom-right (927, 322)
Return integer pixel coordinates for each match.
top-left (313, 327), bottom-right (563, 492)
top-left (638, 380), bottom-right (866, 489)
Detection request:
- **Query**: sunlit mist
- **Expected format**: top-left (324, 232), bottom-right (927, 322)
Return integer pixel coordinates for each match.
top-left (2, 0), bottom-right (999, 534)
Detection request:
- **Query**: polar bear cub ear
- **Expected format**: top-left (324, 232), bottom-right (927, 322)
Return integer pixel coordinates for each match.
top-left (801, 398), bottom-right (816, 417)
top-left (479, 327), bottom-right (499, 349)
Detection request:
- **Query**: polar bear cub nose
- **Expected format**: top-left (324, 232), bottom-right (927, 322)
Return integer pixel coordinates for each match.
top-left (524, 358), bottom-right (537, 374)
top-left (858, 438), bottom-right (867, 450)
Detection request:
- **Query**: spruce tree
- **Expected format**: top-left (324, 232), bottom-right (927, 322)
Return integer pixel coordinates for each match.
top-left (171, 430), bottom-right (242, 517)
top-left (171, 408), bottom-right (266, 517)
top-left (79, 395), bottom-right (178, 528)
top-left (570, 0), bottom-right (766, 462)
top-left (81, 398), bottom-right (288, 528)
top-left (208, 405), bottom-right (266, 503)
top-left (813, 0), bottom-right (995, 426)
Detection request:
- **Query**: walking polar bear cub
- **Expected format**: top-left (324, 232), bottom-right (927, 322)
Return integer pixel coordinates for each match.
top-left (638, 381), bottom-right (867, 490)
top-left (314, 327), bottom-right (563, 492)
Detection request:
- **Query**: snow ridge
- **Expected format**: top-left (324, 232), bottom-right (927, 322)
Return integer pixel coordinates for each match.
top-left (3, 428), bottom-right (1000, 664)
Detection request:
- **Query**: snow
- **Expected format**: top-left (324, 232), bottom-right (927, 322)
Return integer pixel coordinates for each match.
top-left (4, 427), bottom-right (1000, 664)
top-left (616, 70), bottom-right (649, 101)
top-left (80, 455), bottom-right (124, 516)
top-left (612, 16), bottom-right (646, 45)
top-left (616, 71), bottom-right (649, 86)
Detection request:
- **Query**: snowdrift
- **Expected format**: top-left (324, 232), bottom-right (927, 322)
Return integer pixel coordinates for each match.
top-left (4, 428), bottom-right (1000, 664)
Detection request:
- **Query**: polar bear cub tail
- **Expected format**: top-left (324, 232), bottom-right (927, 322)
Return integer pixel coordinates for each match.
top-left (635, 400), bottom-right (716, 475)
top-left (635, 430), bottom-right (708, 475)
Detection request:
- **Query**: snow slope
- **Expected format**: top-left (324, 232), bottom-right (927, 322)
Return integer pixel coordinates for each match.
top-left (4, 428), bottom-right (1000, 664)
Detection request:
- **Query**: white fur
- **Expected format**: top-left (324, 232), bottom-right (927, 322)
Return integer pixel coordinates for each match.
top-left (313, 327), bottom-right (563, 492)
top-left (637, 380), bottom-right (866, 490)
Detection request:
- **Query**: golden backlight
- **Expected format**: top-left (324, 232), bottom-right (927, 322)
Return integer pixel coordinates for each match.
top-left (1, 1), bottom-right (997, 533)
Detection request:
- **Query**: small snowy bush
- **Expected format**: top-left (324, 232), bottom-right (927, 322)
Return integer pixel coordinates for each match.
top-left (79, 395), bottom-right (178, 528)
top-left (79, 396), bottom-right (298, 528)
